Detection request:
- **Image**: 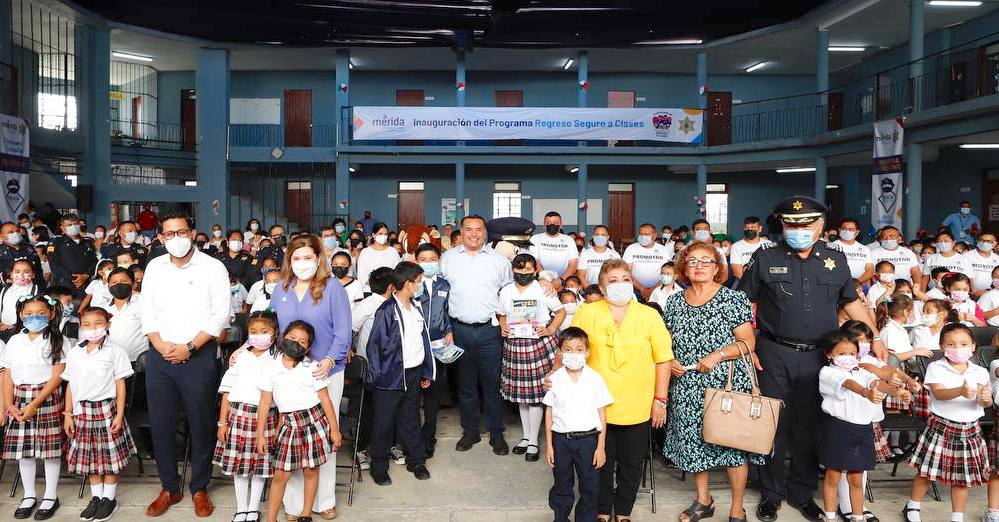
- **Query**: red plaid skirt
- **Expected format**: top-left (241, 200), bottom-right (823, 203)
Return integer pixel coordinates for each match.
top-left (501, 335), bottom-right (558, 404)
top-left (2, 384), bottom-right (64, 460)
top-left (872, 422), bottom-right (892, 463)
top-left (989, 420), bottom-right (999, 469)
top-left (884, 386), bottom-right (930, 420)
top-left (909, 414), bottom-right (990, 487)
top-left (66, 399), bottom-right (136, 476)
top-left (213, 401), bottom-right (278, 477)
top-left (271, 404), bottom-right (332, 472)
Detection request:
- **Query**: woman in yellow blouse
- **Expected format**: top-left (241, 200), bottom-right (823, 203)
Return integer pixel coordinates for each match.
top-left (569, 258), bottom-right (673, 522)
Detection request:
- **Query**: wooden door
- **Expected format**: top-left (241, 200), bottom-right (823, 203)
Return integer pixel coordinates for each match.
top-left (397, 181), bottom-right (425, 228)
top-left (131, 96), bottom-right (141, 138)
top-left (608, 183), bottom-right (635, 250)
top-left (827, 92), bottom-right (844, 131)
top-left (983, 170), bottom-right (999, 235)
top-left (706, 91), bottom-right (732, 146)
top-left (285, 181), bottom-right (312, 229)
top-left (181, 89), bottom-right (196, 152)
top-left (494, 90), bottom-right (523, 146)
top-left (608, 91), bottom-right (636, 146)
top-left (826, 185), bottom-right (845, 227)
top-left (284, 89), bottom-right (313, 147)
top-left (396, 90), bottom-right (424, 146)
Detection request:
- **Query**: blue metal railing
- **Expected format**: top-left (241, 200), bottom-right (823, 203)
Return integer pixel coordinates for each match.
top-left (109, 120), bottom-right (195, 151)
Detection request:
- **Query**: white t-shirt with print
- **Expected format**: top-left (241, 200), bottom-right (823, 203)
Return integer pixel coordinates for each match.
top-left (623, 242), bottom-right (673, 289)
top-left (962, 250), bottom-right (999, 292)
top-left (870, 246), bottom-right (921, 282)
top-left (497, 280), bottom-right (565, 337)
top-left (978, 289), bottom-right (999, 327)
top-left (577, 247), bottom-right (621, 285)
top-left (831, 240), bottom-right (874, 280)
top-left (529, 233), bottom-right (579, 277)
top-left (922, 253), bottom-right (971, 278)
top-left (729, 238), bottom-right (773, 268)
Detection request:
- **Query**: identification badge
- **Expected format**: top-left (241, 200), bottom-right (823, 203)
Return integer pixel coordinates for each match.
top-left (437, 290), bottom-right (447, 297)
top-left (769, 267), bottom-right (788, 274)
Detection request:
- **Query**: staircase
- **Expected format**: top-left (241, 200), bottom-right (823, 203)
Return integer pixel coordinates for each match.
top-left (228, 194), bottom-right (302, 232)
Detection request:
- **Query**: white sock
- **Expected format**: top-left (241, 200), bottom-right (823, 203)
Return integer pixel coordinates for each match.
top-left (248, 476), bottom-right (266, 512)
top-left (90, 482), bottom-right (104, 498)
top-left (526, 405), bottom-right (544, 446)
top-left (18, 459), bottom-right (36, 507)
top-left (837, 474), bottom-right (851, 513)
top-left (102, 483), bottom-right (117, 501)
top-left (233, 476), bottom-right (250, 512)
top-left (518, 404), bottom-right (531, 444)
top-left (951, 513), bottom-right (964, 522)
top-left (905, 500), bottom-right (921, 522)
top-left (825, 512), bottom-right (837, 520)
top-left (39, 458), bottom-right (60, 507)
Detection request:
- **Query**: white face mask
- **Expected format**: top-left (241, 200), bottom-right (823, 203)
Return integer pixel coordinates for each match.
top-left (592, 235), bottom-right (608, 247)
top-left (878, 272), bottom-right (895, 283)
top-left (213, 230), bottom-right (223, 238)
top-left (123, 231), bottom-right (137, 244)
top-left (6, 232), bottom-right (21, 245)
top-left (65, 224), bottom-right (81, 237)
top-left (562, 302), bottom-right (578, 314)
top-left (94, 230), bottom-right (105, 239)
top-left (374, 234), bottom-right (388, 245)
top-left (637, 235), bottom-right (654, 247)
top-left (879, 239), bottom-right (899, 250)
top-left (937, 241), bottom-right (953, 253)
top-left (228, 240), bottom-right (243, 252)
top-left (292, 259), bottom-right (319, 280)
top-left (249, 223), bottom-right (260, 232)
top-left (604, 281), bottom-right (633, 304)
top-left (264, 282), bottom-right (277, 294)
top-left (562, 352), bottom-right (587, 371)
top-left (694, 230), bottom-right (712, 242)
top-left (165, 236), bottom-right (192, 258)
top-left (920, 313), bottom-right (938, 326)
top-left (838, 229), bottom-right (857, 241)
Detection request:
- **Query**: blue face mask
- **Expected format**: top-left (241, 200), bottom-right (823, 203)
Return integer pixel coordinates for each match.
top-left (23, 315), bottom-right (49, 333)
top-left (413, 280), bottom-right (425, 299)
top-left (419, 262), bottom-right (439, 277)
top-left (321, 236), bottom-right (338, 250)
top-left (784, 228), bottom-right (816, 251)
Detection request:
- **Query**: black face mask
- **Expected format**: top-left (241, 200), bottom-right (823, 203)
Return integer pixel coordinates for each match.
top-left (279, 339), bottom-right (308, 362)
top-left (195, 240), bottom-right (207, 248)
top-left (109, 282), bottom-right (132, 300)
top-left (545, 224), bottom-right (560, 235)
top-left (743, 230), bottom-right (758, 240)
top-left (513, 272), bottom-right (537, 286)
top-left (272, 236), bottom-right (286, 248)
top-left (349, 239), bottom-right (361, 248)
top-left (331, 266), bottom-right (349, 279)
top-left (828, 234), bottom-right (839, 242)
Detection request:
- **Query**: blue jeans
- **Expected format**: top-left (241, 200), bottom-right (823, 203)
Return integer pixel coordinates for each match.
top-left (452, 321), bottom-right (505, 437)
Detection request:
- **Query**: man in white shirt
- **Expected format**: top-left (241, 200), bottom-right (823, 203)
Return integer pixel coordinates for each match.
top-left (869, 226), bottom-right (921, 285)
top-left (729, 216), bottom-right (773, 280)
top-left (529, 211), bottom-right (578, 279)
top-left (623, 223), bottom-right (674, 300)
top-left (963, 232), bottom-right (999, 296)
top-left (139, 213), bottom-right (230, 517)
top-left (830, 218), bottom-right (875, 286)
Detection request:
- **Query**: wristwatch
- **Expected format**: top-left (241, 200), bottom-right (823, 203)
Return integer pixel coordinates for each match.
top-left (186, 341), bottom-right (197, 355)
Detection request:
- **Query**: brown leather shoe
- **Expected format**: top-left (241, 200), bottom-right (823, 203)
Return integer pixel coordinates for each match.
top-left (145, 490), bottom-right (183, 517)
top-left (192, 491), bottom-right (214, 518)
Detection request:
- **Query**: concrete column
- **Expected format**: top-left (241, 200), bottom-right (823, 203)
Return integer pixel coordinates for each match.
top-left (77, 24), bottom-right (111, 226)
top-left (816, 28), bottom-right (830, 111)
top-left (577, 50), bottom-right (588, 148)
top-left (696, 52), bottom-right (707, 109)
top-left (335, 49), bottom-right (350, 220)
top-left (195, 48), bottom-right (229, 229)
top-left (909, 0), bottom-right (925, 79)
top-left (696, 165), bottom-right (707, 218)
top-left (906, 142), bottom-right (922, 237)
top-left (577, 164), bottom-right (588, 234)
top-left (456, 49), bottom-right (465, 148)
top-left (815, 157), bottom-right (828, 203)
top-left (0, 0), bottom-right (12, 65)
top-left (454, 162), bottom-right (466, 223)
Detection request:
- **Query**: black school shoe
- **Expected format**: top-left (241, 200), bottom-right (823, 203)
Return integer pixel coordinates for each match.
top-left (489, 435), bottom-right (509, 456)
top-left (787, 499), bottom-right (823, 522)
top-left (80, 496), bottom-right (102, 521)
top-left (33, 498), bottom-right (59, 521)
top-left (407, 464), bottom-right (431, 480)
top-left (370, 469), bottom-right (392, 486)
top-left (14, 497), bottom-right (36, 519)
top-left (756, 499), bottom-right (780, 522)
top-left (93, 499), bottom-right (118, 522)
top-left (455, 432), bottom-right (481, 452)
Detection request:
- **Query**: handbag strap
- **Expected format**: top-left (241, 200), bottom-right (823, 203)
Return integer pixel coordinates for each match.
top-left (733, 339), bottom-right (763, 397)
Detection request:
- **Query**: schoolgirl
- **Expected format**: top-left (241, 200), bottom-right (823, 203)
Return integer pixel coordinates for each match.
top-left (63, 307), bottom-right (136, 521)
top-left (865, 261), bottom-right (896, 309)
top-left (875, 294), bottom-right (930, 363)
top-left (905, 323), bottom-right (992, 522)
top-left (258, 321), bottom-right (342, 522)
top-left (215, 311), bottom-right (281, 522)
top-left (80, 259), bottom-right (116, 312)
top-left (987, 353), bottom-right (999, 522)
top-left (943, 272), bottom-right (986, 327)
top-left (0, 259), bottom-right (41, 341)
top-left (0, 294), bottom-right (70, 520)
top-left (909, 299), bottom-right (953, 352)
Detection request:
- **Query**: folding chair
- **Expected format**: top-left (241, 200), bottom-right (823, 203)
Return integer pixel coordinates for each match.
top-left (636, 425), bottom-right (657, 513)
top-left (336, 355), bottom-right (368, 507)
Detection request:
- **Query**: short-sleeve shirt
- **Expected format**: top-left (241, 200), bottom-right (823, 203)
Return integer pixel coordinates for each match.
top-left (105, 298), bottom-right (147, 362)
top-left (922, 253), bottom-right (970, 278)
top-left (819, 366), bottom-right (884, 424)
top-left (963, 250), bottom-right (999, 292)
top-left (0, 332), bottom-right (67, 385)
top-left (622, 242), bottom-right (673, 289)
top-left (577, 247), bottom-right (621, 285)
top-left (870, 246), bottom-right (921, 282)
top-left (830, 240), bottom-right (874, 280)
top-left (729, 239), bottom-right (773, 267)
top-left (85, 279), bottom-right (113, 309)
top-left (229, 284), bottom-right (248, 316)
top-left (498, 281), bottom-right (564, 336)
top-left (942, 212), bottom-right (982, 242)
top-left (542, 366), bottom-right (614, 433)
top-left (220, 349), bottom-right (278, 405)
top-left (258, 358), bottom-right (330, 413)
top-left (881, 319), bottom-right (913, 355)
top-left (570, 299), bottom-right (674, 425)
top-left (909, 324), bottom-right (941, 351)
top-left (979, 289), bottom-right (999, 327)
top-left (924, 359), bottom-right (989, 423)
top-left (529, 233), bottom-right (579, 277)
top-left (62, 339), bottom-right (133, 404)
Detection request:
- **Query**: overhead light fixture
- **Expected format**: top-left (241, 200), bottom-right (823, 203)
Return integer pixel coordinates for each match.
top-left (829, 46), bottom-right (866, 52)
top-left (635, 39), bottom-right (704, 45)
top-left (348, 165), bottom-right (357, 173)
top-left (112, 51), bottom-right (153, 62)
top-left (566, 165), bottom-right (580, 174)
top-left (959, 143), bottom-right (999, 149)
top-left (776, 167), bottom-right (816, 173)
top-left (562, 58), bottom-right (574, 70)
top-left (184, 180), bottom-right (198, 187)
top-left (257, 41), bottom-right (283, 45)
top-left (349, 60), bottom-right (355, 70)
top-left (517, 7), bottom-right (624, 12)
top-left (928, 1), bottom-right (982, 6)
top-left (745, 62), bottom-right (768, 73)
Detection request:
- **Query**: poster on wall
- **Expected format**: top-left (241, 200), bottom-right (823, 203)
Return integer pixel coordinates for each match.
top-left (871, 118), bottom-right (904, 232)
top-left (0, 114), bottom-right (30, 223)
top-left (441, 197), bottom-right (470, 226)
top-left (353, 106), bottom-right (704, 143)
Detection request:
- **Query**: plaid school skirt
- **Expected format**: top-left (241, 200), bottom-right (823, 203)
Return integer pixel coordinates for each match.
top-left (989, 419), bottom-right (999, 469)
top-left (909, 414), bottom-right (990, 487)
top-left (872, 422), bottom-right (892, 463)
top-left (2, 384), bottom-right (64, 460)
top-left (271, 403), bottom-right (332, 472)
top-left (213, 401), bottom-right (278, 478)
top-left (884, 386), bottom-right (931, 420)
top-left (501, 335), bottom-right (558, 404)
top-left (65, 399), bottom-right (136, 476)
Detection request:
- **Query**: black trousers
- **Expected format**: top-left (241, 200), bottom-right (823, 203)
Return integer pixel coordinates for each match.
top-left (421, 357), bottom-right (447, 446)
top-left (369, 367), bottom-right (426, 475)
top-left (756, 337), bottom-right (825, 504)
top-left (550, 432), bottom-right (600, 522)
top-left (145, 343), bottom-right (220, 494)
top-left (452, 322), bottom-right (505, 436)
top-left (598, 421), bottom-right (649, 517)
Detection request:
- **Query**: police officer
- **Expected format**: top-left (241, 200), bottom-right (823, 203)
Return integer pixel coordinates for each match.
top-left (255, 224), bottom-right (286, 267)
top-left (214, 229), bottom-right (257, 288)
top-left (48, 213), bottom-right (98, 298)
top-left (736, 196), bottom-right (887, 522)
top-left (0, 221), bottom-right (44, 286)
top-left (100, 220), bottom-right (148, 267)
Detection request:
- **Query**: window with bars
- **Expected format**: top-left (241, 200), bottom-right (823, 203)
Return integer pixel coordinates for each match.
top-left (492, 182), bottom-right (521, 219)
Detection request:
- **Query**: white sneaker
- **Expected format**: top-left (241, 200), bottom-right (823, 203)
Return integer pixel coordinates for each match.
top-left (389, 446), bottom-right (406, 465)
top-left (356, 450), bottom-right (370, 470)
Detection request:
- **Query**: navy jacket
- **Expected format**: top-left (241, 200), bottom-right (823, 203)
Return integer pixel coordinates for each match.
top-left (416, 276), bottom-right (452, 342)
top-left (366, 297), bottom-right (436, 391)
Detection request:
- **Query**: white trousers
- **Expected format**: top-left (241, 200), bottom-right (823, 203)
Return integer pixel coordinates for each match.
top-left (282, 370), bottom-right (344, 515)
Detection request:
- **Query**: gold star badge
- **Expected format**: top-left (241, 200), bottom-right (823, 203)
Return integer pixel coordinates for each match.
top-left (824, 258), bottom-right (836, 271)
top-left (792, 200), bottom-right (804, 210)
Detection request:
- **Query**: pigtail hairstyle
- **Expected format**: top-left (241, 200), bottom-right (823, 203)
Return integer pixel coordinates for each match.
top-left (15, 294), bottom-right (65, 364)
top-left (246, 310), bottom-right (280, 354)
top-left (875, 293), bottom-right (913, 331)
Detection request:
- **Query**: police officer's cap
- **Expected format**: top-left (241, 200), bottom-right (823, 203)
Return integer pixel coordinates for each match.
top-left (775, 196), bottom-right (828, 225)
top-left (486, 217), bottom-right (535, 247)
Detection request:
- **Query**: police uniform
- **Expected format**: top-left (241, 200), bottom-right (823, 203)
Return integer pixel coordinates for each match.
top-left (735, 196), bottom-right (857, 520)
top-left (0, 242), bottom-right (44, 287)
top-left (100, 242), bottom-right (149, 267)
top-left (214, 250), bottom-right (258, 288)
top-left (48, 234), bottom-right (99, 297)
top-left (256, 245), bottom-right (284, 268)
top-left (146, 240), bottom-right (167, 262)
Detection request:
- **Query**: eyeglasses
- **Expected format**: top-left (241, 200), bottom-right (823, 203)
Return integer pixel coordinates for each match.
top-left (161, 229), bottom-right (192, 240)
top-left (686, 257), bottom-right (718, 267)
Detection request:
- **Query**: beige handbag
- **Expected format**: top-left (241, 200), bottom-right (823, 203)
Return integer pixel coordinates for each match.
top-left (702, 341), bottom-right (783, 456)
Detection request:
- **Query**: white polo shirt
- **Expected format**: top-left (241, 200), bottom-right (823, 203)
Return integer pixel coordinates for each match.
top-left (219, 348), bottom-right (279, 406)
top-left (542, 366), bottom-right (614, 433)
top-left (909, 325), bottom-right (942, 351)
top-left (648, 284), bottom-right (683, 309)
top-left (105, 298), bottom-right (147, 362)
top-left (0, 284), bottom-right (38, 326)
top-left (831, 240), bottom-right (874, 280)
top-left (529, 233), bottom-right (579, 277)
top-left (963, 250), bottom-right (999, 292)
top-left (924, 358), bottom-right (989, 423)
top-left (352, 294), bottom-right (387, 360)
top-left (819, 366), bottom-right (884, 424)
top-left (623, 242), bottom-right (673, 289)
top-left (870, 246), bottom-right (920, 282)
top-left (577, 246), bottom-right (621, 285)
top-left (0, 332), bottom-right (68, 385)
top-left (881, 318), bottom-right (913, 355)
top-left (258, 358), bottom-right (330, 413)
top-left (62, 339), bottom-right (133, 406)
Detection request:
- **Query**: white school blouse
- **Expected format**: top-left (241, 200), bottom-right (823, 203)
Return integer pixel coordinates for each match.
top-left (909, 325), bottom-right (941, 351)
top-left (62, 339), bottom-right (133, 412)
top-left (258, 358), bottom-right (330, 413)
top-left (923, 359), bottom-right (989, 423)
top-left (219, 348), bottom-right (279, 406)
top-left (881, 318), bottom-right (913, 355)
top-left (0, 332), bottom-right (68, 385)
top-left (819, 365), bottom-right (884, 425)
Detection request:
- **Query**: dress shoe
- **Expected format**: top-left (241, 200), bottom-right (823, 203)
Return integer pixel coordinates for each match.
top-left (407, 464), bottom-right (431, 480)
top-left (525, 445), bottom-right (540, 462)
top-left (455, 432), bottom-right (481, 452)
top-left (146, 491), bottom-right (183, 517)
top-left (756, 499), bottom-right (780, 522)
top-left (489, 435), bottom-right (509, 456)
top-left (511, 438), bottom-right (530, 455)
top-left (371, 470), bottom-right (392, 486)
top-left (13, 497), bottom-right (36, 520)
top-left (788, 500), bottom-right (823, 522)
top-left (33, 498), bottom-right (59, 521)
top-left (426, 444), bottom-right (435, 459)
top-left (193, 491), bottom-right (214, 518)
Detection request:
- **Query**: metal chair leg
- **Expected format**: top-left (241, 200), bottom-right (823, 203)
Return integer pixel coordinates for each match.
top-left (648, 434), bottom-right (656, 514)
top-left (10, 471), bottom-right (20, 498)
top-left (79, 475), bottom-right (87, 499)
top-left (930, 480), bottom-right (941, 502)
